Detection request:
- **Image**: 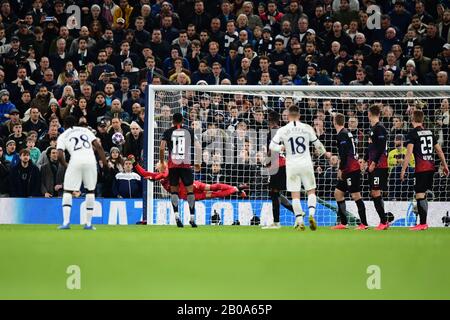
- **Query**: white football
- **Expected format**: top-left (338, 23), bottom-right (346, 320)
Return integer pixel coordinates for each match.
top-left (112, 132), bottom-right (125, 145)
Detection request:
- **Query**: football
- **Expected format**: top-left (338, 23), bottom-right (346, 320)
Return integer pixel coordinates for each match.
top-left (111, 132), bottom-right (125, 145)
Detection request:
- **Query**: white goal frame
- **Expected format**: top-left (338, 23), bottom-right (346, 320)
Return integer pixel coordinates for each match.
top-left (144, 85), bottom-right (450, 225)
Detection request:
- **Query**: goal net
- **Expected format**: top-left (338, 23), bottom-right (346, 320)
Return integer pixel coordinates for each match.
top-left (144, 85), bottom-right (450, 227)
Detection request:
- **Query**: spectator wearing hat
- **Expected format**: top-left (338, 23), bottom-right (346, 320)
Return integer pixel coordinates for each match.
top-left (95, 119), bottom-right (110, 151)
top-left (123, 121), bottom-right (144, 161)
top-left (440, 43), bottom-right (450, 72)
top-left (102, 146), bottom-right (124, 198)
top-left (256, 25), bottom-right (274, 56)
top-left (121, 58), bottom-right (139, 84)
top-left (4, 139), bottom-right (19, 167)
top-left (9, 148), bottom-right (41, 197)
top-left (0, 89), bottom-right (15, 124)
top-left (2, 36), bottom-right (27, 83)
top-left (122, 86), bottom-right (144, 116)
top-left (43, 97), bottom-right (63, 124)
top-left (0, 107), bottom-right (20, 138)
top-left (301, 62), bottom-right (332, 85)
top-left (40, 146), bottom-right (65, 197)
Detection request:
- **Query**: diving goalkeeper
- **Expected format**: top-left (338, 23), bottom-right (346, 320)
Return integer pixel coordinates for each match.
top-left (128, 155), bottom-right (249, 200)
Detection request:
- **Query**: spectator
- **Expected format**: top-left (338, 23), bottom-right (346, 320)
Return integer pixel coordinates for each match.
top-left (26, 136), bottom-right (41, 165)
top-left (4, 139), bottom-right (19, 167)
top-left (8, 122), bottom-right (27, 152)
top-left (112, 158), bottom-right (142, 198)
top-left (0, 89), bottom-right (15, 125)
top-left (102, 146), bottom-right (124, 198)
top-left (40, 147), bottom-right (65, 197)
top-left (0, 107), bottom-right (20, 138)
top-left (105, 98), bottom-right (131, 124)
top-left (0, 145), bottom-right (9, 196)
top-left (9, 149), bottom-right (41, 197)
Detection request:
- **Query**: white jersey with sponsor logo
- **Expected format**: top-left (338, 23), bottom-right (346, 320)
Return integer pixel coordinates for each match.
top-left (56, 126), bottom-right (97, 164)
top-left (271, 121), bottom-right (318, 166)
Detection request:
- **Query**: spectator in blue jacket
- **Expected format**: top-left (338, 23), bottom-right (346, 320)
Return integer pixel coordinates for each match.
top-left (0, 89), bottom-right (16, 125)
top-left (112, 159), bottom-right (142, 198)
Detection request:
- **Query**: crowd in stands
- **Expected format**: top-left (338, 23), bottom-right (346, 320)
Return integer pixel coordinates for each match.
top-left (0, 0), bottom-right (449, 201)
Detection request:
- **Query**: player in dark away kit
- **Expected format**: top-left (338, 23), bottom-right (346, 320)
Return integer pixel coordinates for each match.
top-left (331, 113), bottom-right (368, 230)
top-left (401, 110), bottom-right (449, 230)
top-left (160, 113), bottom-right (198, 228)
top-left (263, 111), bottom-right (295, 229)
top-left (366, 104), bottom-right (390, 230)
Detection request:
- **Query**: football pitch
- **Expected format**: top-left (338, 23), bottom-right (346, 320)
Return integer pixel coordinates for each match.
top-left (1, 225), bottom-right (449, 300)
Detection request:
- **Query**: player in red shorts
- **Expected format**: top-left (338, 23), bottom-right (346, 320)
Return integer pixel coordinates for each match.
top-left (128, 155), bottom-right (249, 200)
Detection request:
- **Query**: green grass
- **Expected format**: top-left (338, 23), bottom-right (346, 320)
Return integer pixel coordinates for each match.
top-left (0, 225), bottom-right (449, 300)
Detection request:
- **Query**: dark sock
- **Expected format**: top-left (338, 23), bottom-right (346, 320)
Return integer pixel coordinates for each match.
top-left (187, 192), bottom-right (195, 217)
top-left (171, 192), bottom-right (179, 216)
top-left (355, 198), bottom-right (368, 226)
top-left (417, 198), bottom-right (428, 225)
top-left (270, 191), bottom-right (280, 223)
top-left (337, 200), bottom-right (347, 225)
top-left (373, 196), bottom-right (387, 224)
top-left (279, 194), bottom-right (294, 213)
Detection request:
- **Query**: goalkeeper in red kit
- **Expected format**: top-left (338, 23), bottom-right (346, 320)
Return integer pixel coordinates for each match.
top-left (128, 155), bottom-right (249, 200)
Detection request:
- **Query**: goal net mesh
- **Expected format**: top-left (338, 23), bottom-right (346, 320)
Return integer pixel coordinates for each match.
top-left (145, 86), bottom-right (450, 226)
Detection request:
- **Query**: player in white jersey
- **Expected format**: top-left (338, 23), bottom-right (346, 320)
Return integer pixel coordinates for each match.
top-left (270, 105), bottom-right (330, 231)
top-left (56, 116), bottom-right (107, 230)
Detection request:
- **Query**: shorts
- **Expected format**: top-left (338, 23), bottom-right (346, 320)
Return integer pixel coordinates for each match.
top-left (169, 167), bottom-right (194, 187)
top-left (64, 162), bottom-right (97, 191)
top-left (415, 171), bottom-right (434, 193)
top-left (369, 168), bottom-right (388, 191)
top-left (286, 164), bottom-right (316, 192)
top-left (268, 166), bottom-right (287, 190)
top-left (336, 171), bottom-right (361, 194)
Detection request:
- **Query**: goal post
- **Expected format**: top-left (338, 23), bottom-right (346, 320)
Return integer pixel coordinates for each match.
top-left (144, 85), bottom-right (450, 227)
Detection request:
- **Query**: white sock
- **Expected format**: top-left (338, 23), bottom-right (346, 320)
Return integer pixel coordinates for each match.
top-left (308, 194), bottom-right (317, 218)
top-left (62, 192), bottom-right (72, 225)
top-left (190, 214), bottom-right (195, 223)
top-left (85, 193), bottom-right (95, 227)
top-left (292, 199), bottom-right (304, 224)
top-left (174, 212), bottom-right (180, 220)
